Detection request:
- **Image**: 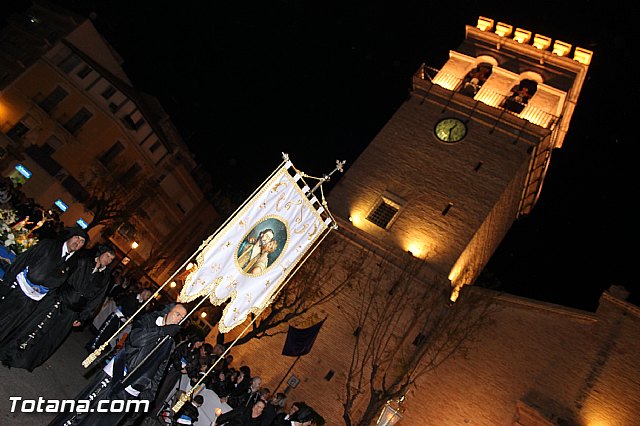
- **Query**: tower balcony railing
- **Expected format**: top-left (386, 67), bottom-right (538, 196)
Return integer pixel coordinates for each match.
top-left (413, 65), bottom-right (558, 130)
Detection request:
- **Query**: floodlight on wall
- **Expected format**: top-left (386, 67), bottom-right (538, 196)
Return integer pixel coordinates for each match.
top-left (513, 28), bottom-right (532, 44)
top-left (476, 17), bottom-right (493, 31)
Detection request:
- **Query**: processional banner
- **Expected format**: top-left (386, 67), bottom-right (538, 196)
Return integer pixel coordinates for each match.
top-left (179, 161), bottom-right (331, 333)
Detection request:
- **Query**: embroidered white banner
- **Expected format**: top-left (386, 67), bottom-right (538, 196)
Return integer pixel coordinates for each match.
top-left (179, 162), bottom-right (330, 333)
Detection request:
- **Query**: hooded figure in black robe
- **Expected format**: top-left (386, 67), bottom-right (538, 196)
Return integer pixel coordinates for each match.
top-left (48, 303), bottom-right (188, 426)
top-left (86, 287), bottom-right (154, 353)
top-left (0, 227), bottom-right (88, 343)
top-left (0, 244), bottom-right (116, 371)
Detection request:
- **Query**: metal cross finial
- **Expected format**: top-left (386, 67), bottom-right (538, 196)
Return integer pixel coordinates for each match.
top-left (310, 159), bottom-right (346, 194)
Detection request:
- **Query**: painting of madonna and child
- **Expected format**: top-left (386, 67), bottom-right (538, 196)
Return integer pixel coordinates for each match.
top-left (235, 217), bottom-right (287, 276)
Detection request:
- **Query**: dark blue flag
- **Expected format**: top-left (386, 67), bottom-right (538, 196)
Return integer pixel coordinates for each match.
top-left (282, 318), bottom-right (325, 357)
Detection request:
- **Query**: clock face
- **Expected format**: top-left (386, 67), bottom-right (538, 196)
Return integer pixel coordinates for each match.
top-left (434, 118), bottom-right (467, 143)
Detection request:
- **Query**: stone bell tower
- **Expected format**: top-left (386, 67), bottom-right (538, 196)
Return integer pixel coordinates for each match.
top-left (328, 16), bottom-right (592, 294)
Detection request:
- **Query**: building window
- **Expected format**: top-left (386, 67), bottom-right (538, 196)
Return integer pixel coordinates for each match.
top-left (64, 107), bottom-right (93, 134)
top-left (77, 65), bottom-right (92, 78)
top-left (502, 79), bottom-right (538, 114)
top-left (459, 63), bottom-right (492, 98)
top-left (6, 122), bottom-right (30, 142)
top-left (41, 142), bottom-right (55, 156)
top-left (149, 140), bottom-right (162, 153)
top-left (119, 163), bottom-right (141, 183)
top-left (324, 370), bottom-right (335, 381)
top-left (367, 194), bottom-right (404, 229)
top-left (61, 175), bottom-right (89, 202)
top-left (39, 86), bottom-right (68, 113)
top-left (101, 86), bottom-right (116, 100)
top-left (25, 145), bottom-right (62, 176)
top-left (412, 333), bottom-right (427, 346)
top-left (123, 114), bottom-right (145, 131)
top-left (58, 54), bottom-right (81, 73)
top-left (99, 141), bottom-right (124, 166)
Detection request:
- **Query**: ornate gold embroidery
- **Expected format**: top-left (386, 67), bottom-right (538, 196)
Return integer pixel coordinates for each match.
top-left (271, 181), bottom-right (287, 192)
top-left (275, 193), bottom-right (286, 211)
top-left (293, 223), bottom-right (309, 234)
top-left (307, 223), bottom-right (318, 240)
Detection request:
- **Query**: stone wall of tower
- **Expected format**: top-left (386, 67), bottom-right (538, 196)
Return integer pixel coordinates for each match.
top-left (217, 285), bottom-right (640, 425)
top-left (328, 91), bottom-right (535, 284)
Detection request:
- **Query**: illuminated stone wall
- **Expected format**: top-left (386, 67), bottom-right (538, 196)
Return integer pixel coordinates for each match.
top-left (222, 284), bottom-right (640, 425)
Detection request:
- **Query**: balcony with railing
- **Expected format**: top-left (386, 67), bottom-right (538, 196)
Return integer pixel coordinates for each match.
top-left (413, 65), bottom-right (559, 130)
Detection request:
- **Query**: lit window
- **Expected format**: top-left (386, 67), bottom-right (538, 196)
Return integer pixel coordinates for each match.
top-left (54, 199), bottom-right (68, 212)
top-left (15, 164), bottom-right (32, 179)
top-left (367, 193), bottom-right (405, 229)
top-left (76, 218), bottom-right (88, 229)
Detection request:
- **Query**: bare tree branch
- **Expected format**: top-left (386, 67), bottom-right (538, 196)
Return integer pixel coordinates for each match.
top-left (79, 166), bottom-right (155, 232)
top-left (340, 250), bottom-right (501, 426)
top-left (229, 233), bottom-right (373, 347)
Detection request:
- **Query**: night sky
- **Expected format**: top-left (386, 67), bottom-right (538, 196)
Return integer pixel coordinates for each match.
top-left (2, 1), bottom-right (635, 311)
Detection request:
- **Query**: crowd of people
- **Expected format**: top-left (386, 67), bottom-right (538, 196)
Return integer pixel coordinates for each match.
top-left (0, 177), bottom-right (324, 425)
top-left (142, 330), bottom-right (325, 425)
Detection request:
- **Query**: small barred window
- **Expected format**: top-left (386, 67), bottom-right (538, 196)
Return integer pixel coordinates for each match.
top-left (367, 198), bottom-right (400, 229)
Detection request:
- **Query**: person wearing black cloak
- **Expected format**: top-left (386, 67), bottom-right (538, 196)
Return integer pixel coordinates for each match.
top-left (48, 302), bottom-right (188, 426)
top-left (143, 335), bottom-right (206, 422)
top-left (86, 287), bottom-right (154, 353)
top-left (0, 227), bottom-right (87, 343)
top-left (0, 244), bottom-right (116, 371)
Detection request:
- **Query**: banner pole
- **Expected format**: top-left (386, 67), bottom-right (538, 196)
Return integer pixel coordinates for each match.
top-left (273, 356), bottom-right (301, 394)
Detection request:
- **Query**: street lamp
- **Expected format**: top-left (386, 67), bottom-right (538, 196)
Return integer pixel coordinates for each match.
top-left (376, 396), bottom-right (405, 426)
top-left (120, 241), bottom-right (139, 266)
